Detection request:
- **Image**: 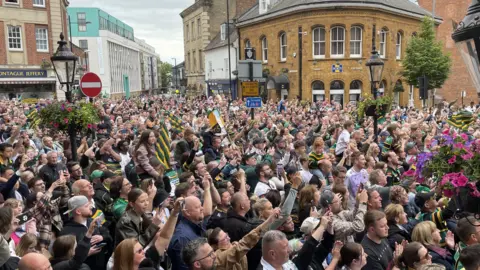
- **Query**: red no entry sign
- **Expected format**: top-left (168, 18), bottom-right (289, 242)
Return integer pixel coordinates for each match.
top-left (80, 72), bottom-right (102, 98)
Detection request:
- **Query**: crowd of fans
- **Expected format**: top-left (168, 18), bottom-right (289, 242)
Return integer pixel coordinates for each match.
top-left (0, 95), bottom-right (479, 270)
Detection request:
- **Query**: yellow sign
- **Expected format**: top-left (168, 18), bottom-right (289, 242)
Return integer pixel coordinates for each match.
top-left (242, 81), bottom-right (259, 97)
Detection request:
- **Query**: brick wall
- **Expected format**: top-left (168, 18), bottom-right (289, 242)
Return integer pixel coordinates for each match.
top-left (23, 0), bottom-right (33, 9)
top-left (25, 23), bottom-right (51, 65)
top-left (235, 0), bottom-right (257, 19)
top-left (0, 21), bottom-right (6, 65)
top-left (418, 0), bottom-right (478, 104)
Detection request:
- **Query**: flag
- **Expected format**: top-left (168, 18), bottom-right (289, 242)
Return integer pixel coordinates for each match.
top-left (164, 111), bottom-right (184, 133)
top-left (26, 107), bottom-right (41, 130)
top-left (208, 109), bottom-right (227, 135)
top-left (447, 110), bottom-right (474, 131)
top-left (154, 122), bottom-right (171, 170)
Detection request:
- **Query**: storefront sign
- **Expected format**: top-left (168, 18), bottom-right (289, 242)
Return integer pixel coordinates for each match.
top-left (0, 69), bottom-right (47, 78)
top-left (242, 81), bottom-right (259, 97)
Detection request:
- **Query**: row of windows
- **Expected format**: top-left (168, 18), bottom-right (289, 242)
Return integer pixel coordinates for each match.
top-left (89, 13), bottom-right (134, 40)
top-left (311, 79), bottom-right (401, 92)
top-left (4, 0), bottom-right (45, 6)
top-left (185, 17), bottom-right (202, 42)
top-left (185, 50), bottom-right (203, 73)
top-left (246, 26), bottom-right (411, 62)
top-left (7, 25), bottom-right (49, 52)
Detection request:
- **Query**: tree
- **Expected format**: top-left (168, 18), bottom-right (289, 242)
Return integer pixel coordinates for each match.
top-left (160, 61), bottom-right (172, 88)
top-left (402, 17), bottom-right (452, 90)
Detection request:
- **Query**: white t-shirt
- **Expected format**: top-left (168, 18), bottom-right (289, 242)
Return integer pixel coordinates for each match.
top-left (254, 180), bottom-right (277, 197)
top-left (335, 129), bottom-right (350, 155)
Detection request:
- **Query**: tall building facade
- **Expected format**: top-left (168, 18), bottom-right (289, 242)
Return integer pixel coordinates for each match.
top-left (0, 0), bottom-right (70, 100)
top-left (237, 0), bottom-right (434, 107)
top-left (135, 38), bottom-right (159, 94)
top-left (67, 7), bottom-right (141, 98)
top-left (418, 0), bottom-right (478, 104)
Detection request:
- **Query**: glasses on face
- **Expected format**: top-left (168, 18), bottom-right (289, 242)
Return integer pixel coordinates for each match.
top-left (195, 250), bottom-right (215, 262)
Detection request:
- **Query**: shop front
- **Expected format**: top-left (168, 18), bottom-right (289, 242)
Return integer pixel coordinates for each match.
top-left (206, 79), bottom-right (237, 98)
top-left (0, 69), bottom-right (57, 100)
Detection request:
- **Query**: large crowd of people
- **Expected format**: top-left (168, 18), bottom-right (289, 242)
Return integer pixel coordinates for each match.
top-left (0, 95), bottom-right (479, 270)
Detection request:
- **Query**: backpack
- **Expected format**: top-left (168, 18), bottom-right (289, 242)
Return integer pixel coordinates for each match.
top-left (125, 159), bottom-right (139, 187)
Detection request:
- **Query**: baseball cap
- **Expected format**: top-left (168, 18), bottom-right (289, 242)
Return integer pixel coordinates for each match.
top-left (379, 131), bottom-right (390, 137)
top-left (64, 196), bottom-right (89, 215)
top-left (100, 170), bottom-right (116, 180)
top-left (405, 142), bottom-right (416, 152)
top-left (242, 152), bottom-right (256, 163)
top-left (90, 170), bottom-right (103, 180)
top-left (414, 191), bottom-right (436, 209)
top-left (320, 189), bottom-right (335, 208)
top-left (300, 217), bottom-right (320, 235)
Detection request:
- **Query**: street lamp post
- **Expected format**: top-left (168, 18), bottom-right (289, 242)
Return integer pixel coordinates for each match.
top-left (452, 0), bottom-right (480, 95)
top-left (365, 25), bottom-right (385, 143)
top-left (51, 33), bottom-right (79, 161)
top-left (172, 57), bottom-right (178, 90)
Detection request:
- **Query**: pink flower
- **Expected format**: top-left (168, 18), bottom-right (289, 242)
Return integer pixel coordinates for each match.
top-left (67, 107), bottom-right (72, 112)
top-left (461, 152), bottom-right (474, 160)
top-left (448, 156), bottom-right (457, 164)
top-left (87, 124), bottom-right (92, 129)
top-left (442, 129), bottom-right (450, 135)
top-left (451, 173), bottom-right (469, 188)
top-left (453, 143), bottom-right (464, 150)
top-left (440, 175), bottom-right (450, 187)
top-left (461, 133), bottom-right (469, 141)
top-left (64, 118), bottom-right (68, 124)
top-left (53, 123), bottom-right (59, 128)
top-left (443, 189), bottom-right (455, 198)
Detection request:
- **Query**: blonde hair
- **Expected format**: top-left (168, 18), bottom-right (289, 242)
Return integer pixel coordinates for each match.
top-left (113, 238), bottom-right (137, 270)
top-left (412, 221), bottom-right (438, 246)
top-left (418, 264), bottom-right (446, 270)
top-left (15, 233), bottom-right (37, 257)
top-left (313, 137), bottom-right (324, 149)
top-left (253, 198), bottom-right (271, 219)
top-left (384, 204), bottom-right (404, 224)
top-left (4, 198), bottom-right (23, 209)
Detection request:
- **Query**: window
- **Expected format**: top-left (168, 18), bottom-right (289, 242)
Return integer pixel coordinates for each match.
top-left (186, 25), bottom-right (189, 41)
top-left (191, 21), bottom-right (195, 39)
top-left (77, 13), bottom-right (87, 32)
top-left (187, 52), bottom-right (191, 71)
top-left (330, 80), bottom-right (345, 106)
top-left (260, 0), bottom-right (267, 11)
top-left (349, 80), bottom-right (362, 103)
top-left (79, 40), bottom-right (88, 50)
top-left (224, 58), bottom-right (229, 78)
top-left (280, 32), bottom-right (287, 61)
top-left (193, 50), bottom-right (197, 72)
top-left (350, 26), bottom-right (362, 57)
top-left (261, 37), bottom-right (268, 63)
top-left (4, 0), bottom-right (19, 4)
top-left (197, 18), bottom-right (201, 36)
top-left (331, 27), bottom-right (345, 58)
top-left (208, 61), bottom-right (212, 78)
top-left (312, 27), bottom-right (325, 58)
top-left (396, 32), bottom-right (402, 59)
top-left (199, 50), bottom-right (203, 72)
top-left (7, 26), bottom-right (22, 50)
top-left (312, 81), bottom-right (325, 102)
top-left (245, 39), bottom-right (251, 48)
top-left (33, 0), bottom-right (45, 7)
top-left (35, 28), bottom-right (48, 52)
top-left (221, 24), bottom-right (226, 41)
top-left (379, 80), bottom-right (386, 96)
top-left (330, 80), bottom-right (344, 90)
top-left (380, 29), bottom-right (387, 58)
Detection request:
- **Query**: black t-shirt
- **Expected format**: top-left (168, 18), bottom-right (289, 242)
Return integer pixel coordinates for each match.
top-left (361, 235), bottom-right (393, 270)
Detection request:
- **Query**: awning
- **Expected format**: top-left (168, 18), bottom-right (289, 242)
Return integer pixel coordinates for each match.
top-left (267, 74), bottom-right (289, 91)
top-left (0, 78), bottom-right (57, 85)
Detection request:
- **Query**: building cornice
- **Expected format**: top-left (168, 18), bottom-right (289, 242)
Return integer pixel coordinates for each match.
top-left (237, 2), bottom-right (442, 28)
top-left (180, 0), bottom-right (212, 19)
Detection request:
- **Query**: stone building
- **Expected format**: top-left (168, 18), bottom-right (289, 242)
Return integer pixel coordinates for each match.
top-left (180, 0), bottom-right (256, 96)
top-left (418, 0), bottom-right (478, 104)
top-left (236, 0), bottom-right (437, 107)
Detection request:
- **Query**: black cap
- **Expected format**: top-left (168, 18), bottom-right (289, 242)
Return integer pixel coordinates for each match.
top-left (285, 165), bottom-right (298, 176)
top-left (414, 191), bottom-right (436, 208)
top-left (101, 170), bottom-right (117, 181)
top-left (242, 152), bottom-right (256, 163)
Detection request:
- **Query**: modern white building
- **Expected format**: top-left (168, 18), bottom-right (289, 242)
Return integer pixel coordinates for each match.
top-left (68, 7), bottom-right (142, 98)
top-left (204, 23), bottom-right (238, 98)
top-left (135, 38), bottom-right (159, 93)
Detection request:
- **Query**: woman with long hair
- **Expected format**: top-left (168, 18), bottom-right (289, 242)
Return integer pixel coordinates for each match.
top-left (365, 143), bottom-right (380, 163)
top-left (298, 185), bottom-right (320, 225)
top-left (336, 242), bottom-right (367, 270)
top-left (110, 177), bottom-right (133, 221)
top-left (397, 242), bottom-right (433, 270)
top-left (412, 221), bottom-right (455, 270)
top-left (134, 130), bottom-right (160, 180)
top-left (50, 217), bottom-right (100, 270)
top-left (384, 204), bottom-right (411, 250)
top-left (112, 198), bottom-right (183, 270)
top-left (14, 233), bottom-right (37, 257)
top-left (115, 188), bottom-right (162, 246)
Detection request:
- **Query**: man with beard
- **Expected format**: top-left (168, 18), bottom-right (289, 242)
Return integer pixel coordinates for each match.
top-left (345, 151), bottom-right (368, 209)
top-left (361, 210), bottom-right (398, 270)
top-left (385, 151), bottom-right (402, 186)
top-left (253, 162), bottom-right (277, 198)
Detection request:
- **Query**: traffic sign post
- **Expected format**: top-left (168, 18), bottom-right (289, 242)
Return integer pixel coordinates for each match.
top-left (246, 97), bottom-right (262, 108)
top-left (242, 81), bottom-right (259, 97)
top-left (80, 72), bottom-right (102, 99)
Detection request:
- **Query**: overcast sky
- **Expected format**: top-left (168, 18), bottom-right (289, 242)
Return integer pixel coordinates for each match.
top-left (70, 0), bottom-right (193, 65)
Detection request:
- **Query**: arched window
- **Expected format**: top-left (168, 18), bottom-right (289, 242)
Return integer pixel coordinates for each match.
top-left (350, 26), bottom-right (362, 57)
top-left (245, 39), bottom-right (251, 48)
top-left (394, 80), bottom-right (403, 105)
top-left (380, 28), bottom-right (387, 58)
top-left (396, 32), bottom-right (402, 59)
top-left (349, 80), bottom-right (362, 103)
top-left (261, 37), bottom-right (268, 63)
top-left (330, 80), bottom-right (344, 106)
top-left (280, 32), bottom-right (287, 61)
top-left (313, 27), bottom-right (326, 58)
top-left (379, 80), bottom-right (387, 96)
top-left (312, 80), bottom-right (325, 102)
top-left (330, 80), bottom-right (344, 90)
top-left (331, 26), bottom-right (345, 58)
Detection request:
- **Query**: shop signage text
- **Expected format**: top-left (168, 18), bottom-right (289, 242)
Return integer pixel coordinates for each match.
top-left (0, 69), bottom-right (47, 78)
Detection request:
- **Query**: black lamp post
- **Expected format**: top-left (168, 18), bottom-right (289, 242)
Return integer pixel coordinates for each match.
top-left (51, 33), bottom-right (79, 161)
top-left (452, 0), bottom-right (480, 95)
top-left (366, 25), bottom-right (385, 143)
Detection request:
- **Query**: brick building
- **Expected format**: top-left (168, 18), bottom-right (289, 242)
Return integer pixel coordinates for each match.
top-left (0, 0), bottom-right (70, 100)
top-left (418, 0), bottom-right (478, 104)
top-left (180, 0), bottom-right (256, 96)
top-left (236, 0), bottom-right (437, 107)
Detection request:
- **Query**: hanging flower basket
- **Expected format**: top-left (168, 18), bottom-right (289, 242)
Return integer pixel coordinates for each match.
top-left (357, 95), bottom-right (392, 118)
top-left (393, 83), bottom-right (405, 93)
top-left (34, 101), bottom-right (101, 132)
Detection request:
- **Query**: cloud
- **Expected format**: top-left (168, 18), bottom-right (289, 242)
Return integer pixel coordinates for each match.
top-left (70, 0), bottom-right (193, 64)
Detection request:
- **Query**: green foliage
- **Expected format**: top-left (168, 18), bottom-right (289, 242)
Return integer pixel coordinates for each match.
top-left (402, 17), bottom-right (452, 89)
top-left (37, 102), bottom-right (101, 132)
top-left (160, 61), bottom-right (173, 88)
top-left (357, 95), bottom-right (393, 118)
